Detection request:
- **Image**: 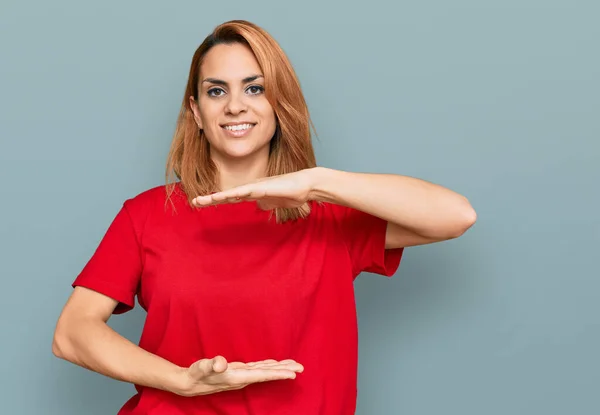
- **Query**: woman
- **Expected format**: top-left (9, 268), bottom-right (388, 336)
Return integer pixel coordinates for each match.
top-left (53, 19), bottom-right (476, 414)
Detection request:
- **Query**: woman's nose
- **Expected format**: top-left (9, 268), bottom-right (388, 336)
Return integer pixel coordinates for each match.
top-left (225, 92), bottom-right (247, 115)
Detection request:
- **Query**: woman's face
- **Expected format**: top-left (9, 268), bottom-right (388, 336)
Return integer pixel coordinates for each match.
top-left (190, 43), bottom-right (276, 162)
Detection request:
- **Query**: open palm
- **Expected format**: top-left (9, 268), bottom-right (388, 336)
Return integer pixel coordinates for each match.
top-left (192, 170), bottom-right (315, 210)
top-left (180, 356), bottom-right (304, 396)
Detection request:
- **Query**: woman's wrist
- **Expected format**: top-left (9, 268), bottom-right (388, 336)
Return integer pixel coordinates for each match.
top-left (164, 365), bottom-right (194, 396)
top-left (306, 166), bottom-right (339, 204)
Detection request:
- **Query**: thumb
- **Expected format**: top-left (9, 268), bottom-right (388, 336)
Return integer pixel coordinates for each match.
top-left (190, 356), bottom-right (228, 380)
top-left (211, 355), bottom-right (228, 373)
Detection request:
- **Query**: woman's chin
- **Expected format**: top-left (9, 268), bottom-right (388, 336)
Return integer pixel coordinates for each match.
top-left (216, 142), bottom-right (270, 161)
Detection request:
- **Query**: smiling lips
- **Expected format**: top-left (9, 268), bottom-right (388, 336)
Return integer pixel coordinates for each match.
top-left (221, 122), bottom-right (256, 137)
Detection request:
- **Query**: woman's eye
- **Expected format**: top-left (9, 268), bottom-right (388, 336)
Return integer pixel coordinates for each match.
top-left (247, 85), bottom-right (264, 95)
top-left (207, 86), bottom-right (263, 97)
top-left (207, 88), bottom-right (225, 97)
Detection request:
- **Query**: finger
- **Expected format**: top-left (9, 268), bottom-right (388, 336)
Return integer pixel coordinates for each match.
top-left (246, 359), bottom-right (278, 366)
top-left (247, 360), bottom-right (297, 367)
top-left (246, 369), bottom-right (299, 382)
top-left (278, 359), bottom-right (299, 364)
top-left (243, 359), bottom-right (304, 373)
top-left (227, 361), bottom-right (246, 368)
top-left (211, 187), bottom-right (255, 202)
top-left (212, 356), bottom-right (228, 373)
top-left (193, 190), bottom-right (252, 207)
top-left (280, 360), bottom-right (304, 372)
top-left (251, 362), bottom-right (304, 372)
top-left (223, 195), bottom-right (250, 204)
top-left (246, 359), bottom-right (300, 367)
top-left (218, 359), bottom-right (292, 370)
top-left (229, 369), bottom-right (298, 385)
top-left (215, 185), bottom-right (272, 202)
top-left (190, 356), bottom-right (227, 379)
top-left (192, 194), bottom-right (223, 207)
top-left (192, 196), bottom-right (212, 207)
top-left (192, 191), bottom-right (243, 206)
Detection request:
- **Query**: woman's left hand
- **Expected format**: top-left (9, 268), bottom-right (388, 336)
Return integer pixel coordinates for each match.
top-left (192, 169), bottom-right (318, 210)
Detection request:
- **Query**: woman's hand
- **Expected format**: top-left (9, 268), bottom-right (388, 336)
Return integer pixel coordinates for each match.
top-left (176, 356), bottom-right (304, 397)
top-left (192, 169), bottom-right (318, 211)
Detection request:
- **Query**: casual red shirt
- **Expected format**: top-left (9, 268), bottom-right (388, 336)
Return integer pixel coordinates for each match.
top-left (72, 183), bottom-right (403, 414)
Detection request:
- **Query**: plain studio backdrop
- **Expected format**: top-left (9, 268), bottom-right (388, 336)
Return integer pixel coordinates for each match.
top-left (0, 0), bottom-right (598, 414)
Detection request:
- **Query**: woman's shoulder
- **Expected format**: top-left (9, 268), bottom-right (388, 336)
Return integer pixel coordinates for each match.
top-left (123, 182), bottom-right (187, 216)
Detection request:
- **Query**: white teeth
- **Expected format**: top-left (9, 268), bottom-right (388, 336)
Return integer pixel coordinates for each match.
top-left (224, 123), bottom-right (253, 131)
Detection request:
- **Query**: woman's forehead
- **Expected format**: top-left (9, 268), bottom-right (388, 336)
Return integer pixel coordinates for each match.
top-left (201, 43), bottom-right (262, 81)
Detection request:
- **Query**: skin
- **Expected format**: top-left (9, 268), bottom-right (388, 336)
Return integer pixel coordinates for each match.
top-left (53, 40), bottom-right (477, 399)
top-left (52, 43), bottom-right (304, 398)
top-left (189, 42), bottom-right (277, 191)
top-left (193, 167), bottom-right (477, 248)
top-left (188, 45), bottom-right (477, 248)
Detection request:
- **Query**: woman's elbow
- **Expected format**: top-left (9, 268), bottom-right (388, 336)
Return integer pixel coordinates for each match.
top-left (52, 317), bottom-right (75, 360)
top-left (52, 335), bottom-right (65, 359)
top-left (445, 199), bottom-right (477, 239)
top-left (454, 200), bottom-right (477, 237)
top-left (52, 321), bottom-right (67, 359)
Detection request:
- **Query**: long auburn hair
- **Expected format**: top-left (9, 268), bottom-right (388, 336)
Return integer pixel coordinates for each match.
top-left (165, 20), bottom-right (317, 223)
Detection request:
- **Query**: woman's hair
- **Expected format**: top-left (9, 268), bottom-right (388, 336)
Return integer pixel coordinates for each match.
top-left (165, 20), bottom-right (317, 223)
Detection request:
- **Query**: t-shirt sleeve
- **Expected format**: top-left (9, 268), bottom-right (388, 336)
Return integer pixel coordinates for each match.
top-left (72, 199), bottom-right (143, 314)
top-left (330, 203), bottom-right (404, 279)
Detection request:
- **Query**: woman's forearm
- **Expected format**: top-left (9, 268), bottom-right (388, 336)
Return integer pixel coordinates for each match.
top-left (53, 317), bottom-right (187, 395)
top-left (309, 167), bottom-right (476, 239)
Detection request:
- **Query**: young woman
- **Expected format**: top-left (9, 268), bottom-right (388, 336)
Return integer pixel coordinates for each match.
top-left (53, 19), bottom-right (476, 415)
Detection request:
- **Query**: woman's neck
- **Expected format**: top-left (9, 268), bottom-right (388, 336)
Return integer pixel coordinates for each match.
top-left (212, 150), bottom-right (269, 191)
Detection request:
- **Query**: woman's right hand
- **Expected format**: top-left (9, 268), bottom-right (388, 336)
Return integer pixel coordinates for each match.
top-left (176, 356), bottom-right (304, 397)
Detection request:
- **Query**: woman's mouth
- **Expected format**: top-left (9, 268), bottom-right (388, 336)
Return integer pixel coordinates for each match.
top-left (221, 123), bottom-right (256, 138)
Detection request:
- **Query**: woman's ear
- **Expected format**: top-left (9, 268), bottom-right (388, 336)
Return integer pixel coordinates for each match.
top-left (189, 96), bottom-right (203, 129)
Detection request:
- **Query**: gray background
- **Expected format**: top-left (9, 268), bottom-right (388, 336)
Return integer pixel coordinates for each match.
top-left (1, 0), bottom-right (598, 414)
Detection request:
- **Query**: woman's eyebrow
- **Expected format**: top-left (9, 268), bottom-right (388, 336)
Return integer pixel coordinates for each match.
top-left (201, 74), bottom-right (264, 86)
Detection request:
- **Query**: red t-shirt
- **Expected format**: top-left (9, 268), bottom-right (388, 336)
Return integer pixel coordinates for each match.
top-left (73, 183), bottom-right (403, 414)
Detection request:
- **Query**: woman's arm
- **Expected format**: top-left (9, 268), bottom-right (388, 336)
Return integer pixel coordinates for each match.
top-left (52, 287), bottom-right (186, 393)
top-left (53, 287), bottom-right (303, 396)
top-left (308, 167), bottom-right (477, 248)
top-left (192, 166), bottom-right (477, 249)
